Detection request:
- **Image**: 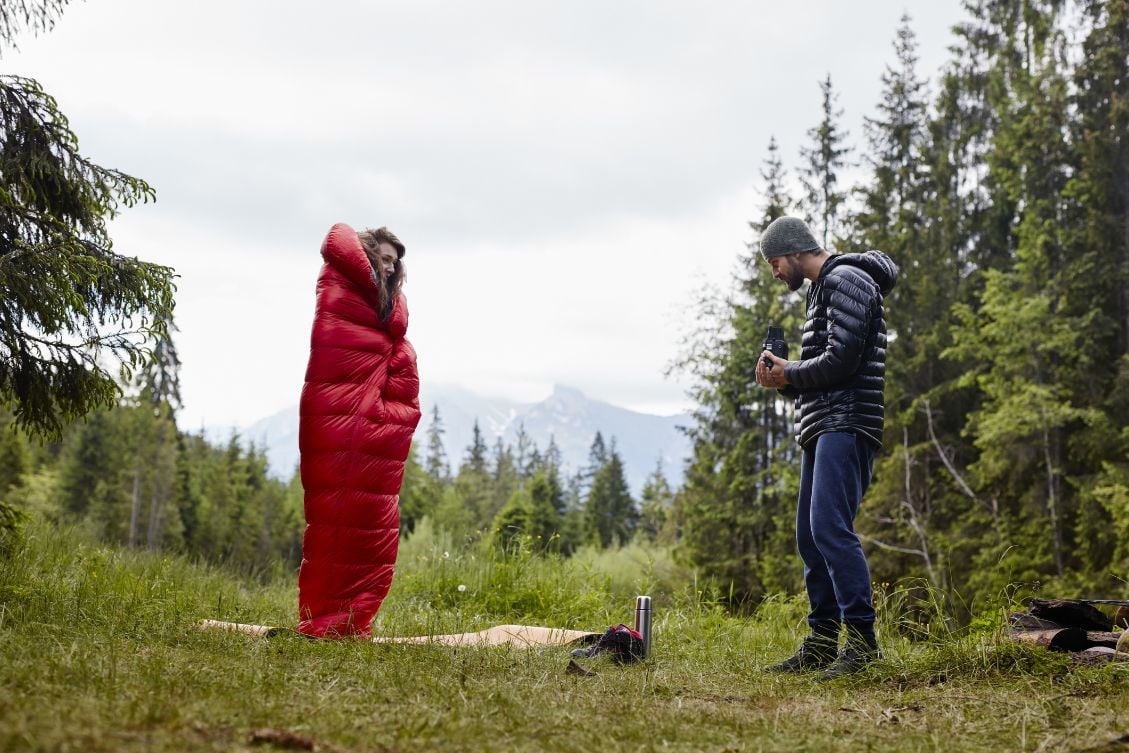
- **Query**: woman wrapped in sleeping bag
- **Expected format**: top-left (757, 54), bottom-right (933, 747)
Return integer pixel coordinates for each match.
top-left (297, 223), bottom-right (421, 638)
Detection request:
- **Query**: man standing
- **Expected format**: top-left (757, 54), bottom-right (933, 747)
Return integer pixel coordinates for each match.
top-left (754, 216), bottom-right (898, 679)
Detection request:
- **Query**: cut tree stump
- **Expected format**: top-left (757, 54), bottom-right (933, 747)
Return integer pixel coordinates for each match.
top-left (1115, 606), bottom-right (1129, 629)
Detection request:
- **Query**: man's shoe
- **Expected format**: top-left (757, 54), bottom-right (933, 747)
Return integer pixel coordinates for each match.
top-left (818, 641), bottom-right (880, 681)
top-left (764, 636), bottom-right (838, 673)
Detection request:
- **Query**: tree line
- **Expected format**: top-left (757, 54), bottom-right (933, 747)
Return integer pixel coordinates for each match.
top-left (673, 2), bottom-right (1129, 615)
top-left (401, 407), bottom-right (676, 553)
top-left (0, 397), bottom-right (305, 577)
top-left (0, 399), bottom-right (677, 573)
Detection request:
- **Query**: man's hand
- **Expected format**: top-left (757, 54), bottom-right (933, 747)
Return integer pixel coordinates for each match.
top-left (755, 351), bottom-right (791, 389)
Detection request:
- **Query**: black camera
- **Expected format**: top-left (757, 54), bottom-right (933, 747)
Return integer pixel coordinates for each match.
top-left (762, 326), bottom-right (787, 369)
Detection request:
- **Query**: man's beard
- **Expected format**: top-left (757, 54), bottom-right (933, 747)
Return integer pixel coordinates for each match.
top-left (781, 257), bottom-right (804, 291)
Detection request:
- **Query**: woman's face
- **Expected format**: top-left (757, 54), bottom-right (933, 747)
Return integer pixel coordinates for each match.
top-left (375, 242), bottom-right (398, 281)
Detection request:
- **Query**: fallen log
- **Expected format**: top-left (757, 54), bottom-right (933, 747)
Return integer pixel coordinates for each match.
top-left (1012, 628), bottom-right (1091, 652)
top-left (1007, 599), bottom-right (1128, 662)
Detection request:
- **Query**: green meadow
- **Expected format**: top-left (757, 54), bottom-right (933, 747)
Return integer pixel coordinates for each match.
top-left (1, 521), bottom-right (1127, 753)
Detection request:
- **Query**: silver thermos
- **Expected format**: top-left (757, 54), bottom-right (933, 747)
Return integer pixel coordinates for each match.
top-left (634, 595), bottom-right (652, 659)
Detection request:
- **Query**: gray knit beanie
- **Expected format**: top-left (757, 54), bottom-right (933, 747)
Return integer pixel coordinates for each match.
top-left (759, 216), bottom-right (821, 259)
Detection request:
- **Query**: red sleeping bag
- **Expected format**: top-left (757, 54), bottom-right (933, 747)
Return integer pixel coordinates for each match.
top-left (297, 223), bottom-right (421, 637)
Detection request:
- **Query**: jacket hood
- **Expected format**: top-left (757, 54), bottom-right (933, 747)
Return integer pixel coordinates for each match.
top-left (822, 250), bottom-right (898, 295)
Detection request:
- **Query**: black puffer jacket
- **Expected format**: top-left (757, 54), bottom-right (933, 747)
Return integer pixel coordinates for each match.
top-left (782, 251), bottom-right (898, 449)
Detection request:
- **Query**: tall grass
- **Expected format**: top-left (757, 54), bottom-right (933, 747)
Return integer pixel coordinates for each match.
top-left (2, 519), bottom-right (1127, 753)
top-left (387, 519), bottom-right (698, 637)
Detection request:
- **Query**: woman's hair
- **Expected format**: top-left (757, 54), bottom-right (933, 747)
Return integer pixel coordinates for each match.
top-left (357, 226), bottom-right (406, 321)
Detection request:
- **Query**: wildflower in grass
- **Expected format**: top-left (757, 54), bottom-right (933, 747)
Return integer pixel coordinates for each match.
top-left (458, 584), bottom-right (467, 592)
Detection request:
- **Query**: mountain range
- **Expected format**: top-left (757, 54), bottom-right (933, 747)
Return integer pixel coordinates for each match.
top-left (229, 384), bottom-right (693, 495)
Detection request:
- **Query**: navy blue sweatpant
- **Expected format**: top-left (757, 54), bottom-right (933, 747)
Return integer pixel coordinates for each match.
top-left (796, 431), bottom-right (877, 640)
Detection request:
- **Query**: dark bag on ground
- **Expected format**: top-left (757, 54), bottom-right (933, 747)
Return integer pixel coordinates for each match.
top-left (571, 624), bottom-right (645, 664)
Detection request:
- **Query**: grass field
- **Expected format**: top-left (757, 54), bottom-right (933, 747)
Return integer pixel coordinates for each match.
top-left (1, 521), bottom-right (1127, 753)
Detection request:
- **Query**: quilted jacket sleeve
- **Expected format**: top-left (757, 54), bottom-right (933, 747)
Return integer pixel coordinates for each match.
top-left (785, 266), bottom-right (876, 390)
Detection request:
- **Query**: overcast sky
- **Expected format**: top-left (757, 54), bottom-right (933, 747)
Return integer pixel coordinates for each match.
top-left (9, 0), bottom-right (967, 429)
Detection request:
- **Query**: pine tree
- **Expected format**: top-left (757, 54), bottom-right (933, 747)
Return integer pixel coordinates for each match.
top-left (188, 433), bottom-right (234, 563)
top-left (851, 14), bottom-right (930, 259)
top-left (0, 1), bottom-right (175, 531)
top-left (436, 421), bottom-right (491, 538)
top-left (409, 405), bottom-right (449, 535)
top-left (220, 436), bottom-right (258, 570)
top-left (463, 421), bottom-right (488, 475)
top-left (279, 467), bottom-right (305, 566)
top-left (636, 459), bottom-right (674, 545)
top-left (1063, 0), bottom-right (1129, 583)
top-left (675, 136), bottom-right (805, 604)
top-left (584, 444), bottom-right (636, 548)
top-left (513, 422), bottom-right (534, 484)
top-left (137, 394), bottom-right (180, 550)
top-left (406, 406), bottom-right (449, 535)
top-left (492, 471), bottom-right (561, 551)
top-left (489, 437), bottom-right (518, 524)
top-left (424, 405), bottom-right (449, 483)
top-left (1067, 0), bottom-right (1129, 384)
top-left (544, 434), bottom-right (563, 471)
top-left (58, 407), bottom-right (130, 540)
top-left (522, 433), bottom-right (565, 517)
top-left (0, 9), bottom-right (177, 439)
top-left (942, 0), bottom-right (1095, 587)
top-left (397, 443), bottom-right (429, 537)
top-left (525, 471), bottom-right (562, 547)
top-left (542, 435), bottom-right (566, 515)
top-left (756, 136), bottom-right (790, 228)
top-left (0, 412), bottom-right (29, 497)
top-left (583, 431), bottom-right (608, 492)
top-left (557, 469), bottom-right (587, 555)
top-left (0, 410), bottom-right (30, 534)
top-left (0, 1), bottom-right (71, 46)
top-left (798, 74), bottom-right (852, 248)
top-left (163, 429), bottom-right (297, 572)
top-left (846, 14), bottom-right (963, 591)
top-left (131, 324), bottom-right (181, 549)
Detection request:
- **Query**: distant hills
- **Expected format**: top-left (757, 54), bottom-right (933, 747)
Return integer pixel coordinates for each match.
top-left (229, 384), bottom-right (693, 494)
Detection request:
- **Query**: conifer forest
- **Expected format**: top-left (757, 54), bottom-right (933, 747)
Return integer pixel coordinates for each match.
top-left (2, 1), bottom-right (1128, 621)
